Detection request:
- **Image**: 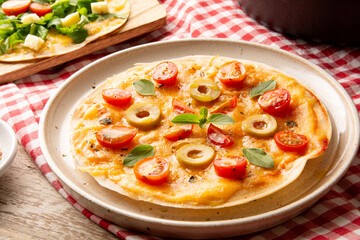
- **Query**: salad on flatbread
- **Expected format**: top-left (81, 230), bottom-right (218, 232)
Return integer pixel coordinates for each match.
top-left (0, 0), bottom-right (130, 61)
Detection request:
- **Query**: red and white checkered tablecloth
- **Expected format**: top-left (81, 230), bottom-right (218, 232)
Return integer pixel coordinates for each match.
top-left (1, 0), bottom-right (359, 239)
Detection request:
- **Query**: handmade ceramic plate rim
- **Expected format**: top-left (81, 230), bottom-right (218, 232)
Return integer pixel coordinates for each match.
top-left (0, 119), bottom-right (17, 177)
top-left (39, 39), bottom-right (360, 239)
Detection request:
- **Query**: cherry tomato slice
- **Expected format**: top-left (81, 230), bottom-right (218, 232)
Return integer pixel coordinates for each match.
top-left (96, 126), bottom-right (136, 149)
top-left (258, 89), bottom-right (291, 113)
top-left (274, 131), bottom-right (308, 152)
top-left (151, 61), bottom-right (178, 85)
top-left (2, 0), bottom-right (31, 16)
top-left (207, 124), bottom-right (234, 147)
top-left (30, 2), bottom-right (52, 16)
top-left (172, 98), bottom-right (195, 114)
top-left (102, 89), bottom-right (132, 106)
top-left (214, 156), bottom-right (247, 179)
top-left (164, 124), bottom-right (193, 141)
top-left (211, 96), bottom-right (237, 114)
top-left (134, 157), bottom-right (170, 185)
top-left (217, 61), bottom-right (246, 85)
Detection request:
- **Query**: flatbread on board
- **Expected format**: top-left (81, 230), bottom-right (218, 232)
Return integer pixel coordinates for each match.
top-left (0, 0), bottom-right (130, 62)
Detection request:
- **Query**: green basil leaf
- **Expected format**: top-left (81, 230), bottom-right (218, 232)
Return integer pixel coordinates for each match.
top-left (250, 80), bottom-right (276, 98)
top-left (200, 107), bottom-right (209, 122)
top-left (206, 113), bottom-right (235, 125)
top-left (199, 107), bottom-right (208, 121)
top-left (123, 145), bottom-right (155, 167)
top-left (199, 118), bottom-right (207, 129)
top-left (198, 107), bottom-right (208, 129)
top-left (133, 79), bottom-right (155, 96)
top-left (171, 113), bottom-right (200, 125)
top-left (242, 148), bottom-right (274, 168)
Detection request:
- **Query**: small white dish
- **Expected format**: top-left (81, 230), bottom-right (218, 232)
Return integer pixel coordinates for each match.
top-left (0, 119), bottom-right (17, 177)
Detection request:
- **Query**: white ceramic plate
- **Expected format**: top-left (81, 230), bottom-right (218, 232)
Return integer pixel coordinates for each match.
top-left (39, 39), bottom-right (359, 239)
top-left (0, 119), bottom-right (17, 177)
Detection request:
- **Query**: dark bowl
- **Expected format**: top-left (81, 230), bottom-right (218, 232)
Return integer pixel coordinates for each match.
top-left (238, 0), bottom-right (360, 46)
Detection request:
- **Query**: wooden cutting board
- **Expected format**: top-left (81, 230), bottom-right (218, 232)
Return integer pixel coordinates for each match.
top-left (0, 0), bottom-right (166, 84)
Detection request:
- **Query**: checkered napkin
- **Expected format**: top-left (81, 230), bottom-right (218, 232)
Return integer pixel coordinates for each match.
top-left (1, 0), bottom-right (359, 239)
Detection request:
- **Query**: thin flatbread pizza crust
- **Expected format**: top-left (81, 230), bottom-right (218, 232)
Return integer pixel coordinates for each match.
top-left (70, 56), bottom-right (331, 208)
top-left (0, 0), bottom-right (130, 62)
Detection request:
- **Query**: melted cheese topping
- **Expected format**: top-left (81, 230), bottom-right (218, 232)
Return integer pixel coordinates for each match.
top-left (71, 56), bottom-right (331, 208)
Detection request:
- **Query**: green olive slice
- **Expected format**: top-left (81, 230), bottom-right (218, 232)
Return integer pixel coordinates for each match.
top-left (125, 103), bottom-right (161, 130)
top-left (189, 79), bottom-right (221, 102)
top-left (175, 144), bottom-right (215, 169)
top-left (243, 114), bottom-right (277, 137)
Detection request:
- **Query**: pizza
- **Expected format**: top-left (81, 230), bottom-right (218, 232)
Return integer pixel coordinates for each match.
top-left (70, 55), bottom-right (331, 208)
top-left (0, 0), bottom-right (130, 61)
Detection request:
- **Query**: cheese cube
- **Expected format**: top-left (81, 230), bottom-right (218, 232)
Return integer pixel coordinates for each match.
top-left (60, 12), bottom-right (80, 27)
top-left (24, 34), bottom-right (45, 52)
top-left (91, 1), bottom-right (109, 14)
top-left (22, 14), bottom-right (41, 24)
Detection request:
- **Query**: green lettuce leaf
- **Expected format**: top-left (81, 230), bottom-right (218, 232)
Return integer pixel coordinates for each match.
top-left (30, 24), bottom-right (49, 40)
top-left (77, 0), bottom-right (97, 13)
top-left (55, 15), bottom-right (89, 43)
top-left (51, 0), bottom-right (71, 18)
top-left (0, 20), bottom-right (16, 38)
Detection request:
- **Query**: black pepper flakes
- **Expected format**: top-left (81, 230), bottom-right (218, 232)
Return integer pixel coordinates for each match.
top-left (89, 142), bottom-right (99, 152)
top-left (189, 176), bottom-right (196, 183)
top-left (99, 117), bottom-right (112, 125)
top-left (286, 121), bottom-right (297, 127)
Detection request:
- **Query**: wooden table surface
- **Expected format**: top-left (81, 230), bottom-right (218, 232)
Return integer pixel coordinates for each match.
top-left (0, 144), bottom-right (118, 240)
